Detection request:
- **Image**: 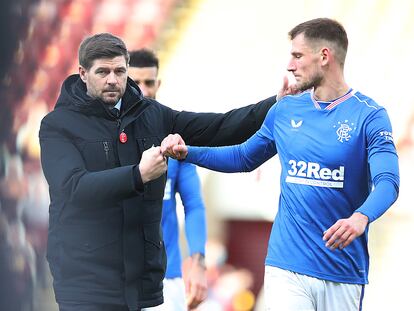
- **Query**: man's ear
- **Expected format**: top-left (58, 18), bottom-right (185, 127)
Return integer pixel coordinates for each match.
top-left (157, 79), bottom-right (162, 89)
top-left (79, 66), bottom-right (87, 82)
top-left (320, 47), bottom-right (330, 66)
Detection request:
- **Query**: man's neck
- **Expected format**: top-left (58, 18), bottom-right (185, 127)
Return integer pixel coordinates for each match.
top-left (313, 75), bottom-right (349, 102)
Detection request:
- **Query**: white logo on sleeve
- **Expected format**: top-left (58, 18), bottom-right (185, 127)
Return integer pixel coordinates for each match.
top-left (286, 160), bottom-right (344, 188)
top-left (379, 131), bottom-right (394, 142)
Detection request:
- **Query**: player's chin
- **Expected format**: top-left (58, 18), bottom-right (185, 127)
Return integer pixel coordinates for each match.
top-left (297, 82), bottom-right (312, 92)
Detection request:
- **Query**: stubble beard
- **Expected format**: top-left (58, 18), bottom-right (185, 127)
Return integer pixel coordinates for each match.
top-left (101, 87), bottom-right (125, 106)
top-left (101, 93), bottom-right (121, 106)
top-left (87, 88), bottom-right (122, 106)
top-left (297, 73), bottom-right (323, 92)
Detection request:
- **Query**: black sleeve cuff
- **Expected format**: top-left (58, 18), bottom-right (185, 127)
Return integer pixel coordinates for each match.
top-left (133, 164), bottom-right (144, 192)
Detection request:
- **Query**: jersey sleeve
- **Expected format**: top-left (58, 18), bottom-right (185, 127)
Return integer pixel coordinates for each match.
top-left (185, 105), bottom-right (278, 172)
top-left (355, 108), bottom-right (400, 222)
top-left (176, 162), bottom-right (206, 256)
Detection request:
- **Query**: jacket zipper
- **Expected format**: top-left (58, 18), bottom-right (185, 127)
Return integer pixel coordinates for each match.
top-left (103, 141), bottom-right (110, 162)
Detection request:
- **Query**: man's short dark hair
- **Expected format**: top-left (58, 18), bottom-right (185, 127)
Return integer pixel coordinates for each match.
top-left (78, 33), bottom-right (129, 70)
top-left (289, 18), bottom-right (348, 66)
top-left (129, 49), bottom-right (159, 69)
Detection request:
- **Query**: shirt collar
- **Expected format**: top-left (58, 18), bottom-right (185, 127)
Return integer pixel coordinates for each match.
top-left (114, 98), bottom-right (122, 110)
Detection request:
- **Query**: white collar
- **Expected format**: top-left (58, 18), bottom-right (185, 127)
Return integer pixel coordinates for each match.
top-left (114, 98), bottom-right (122, 110)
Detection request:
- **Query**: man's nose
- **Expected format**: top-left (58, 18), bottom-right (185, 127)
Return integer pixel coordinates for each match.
top-left (287, 59), bottom-right (296, 72)
top-left (107, 72), bottom-right (117, 84)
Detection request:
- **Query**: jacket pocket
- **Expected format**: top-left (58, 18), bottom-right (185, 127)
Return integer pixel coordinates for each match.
top-left (77, 140), bottom-right (117, 171)
top-left (58, 224), bottom-right (122, 287)
top-left (142, 222), bottom-right (166, 294)
top-left (136, 136), bottom-right (166, 200)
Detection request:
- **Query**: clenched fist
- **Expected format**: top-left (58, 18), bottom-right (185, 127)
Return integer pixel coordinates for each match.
top-left (139, 146), bottom-right (167, 183)
top-left (161, 134), bottom-right (188, 160)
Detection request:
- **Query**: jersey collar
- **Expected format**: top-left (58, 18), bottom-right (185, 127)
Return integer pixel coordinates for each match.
top-left (311, 88), bottom-right (356, 110)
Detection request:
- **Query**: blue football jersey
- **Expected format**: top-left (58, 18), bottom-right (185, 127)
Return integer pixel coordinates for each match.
top-left (186, 89), bottom-right (399, 284)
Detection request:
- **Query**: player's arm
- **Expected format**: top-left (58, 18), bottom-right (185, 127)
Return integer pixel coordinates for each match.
top-left (163, 104), bottom-right (278, 172)
top-left (355, 109), bottom-right (400, 221)
top-left (170, 76), bottom-right (296, 147)
top-left (171, 95), bottom-right (276, 147)
top-left (176, 162), bottom-right (207, 309)
top-left (323, 109), bottom-right (399, 250)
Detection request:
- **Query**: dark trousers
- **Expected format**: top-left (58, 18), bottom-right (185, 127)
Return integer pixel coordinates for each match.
top-left (58, 302), bottom-right (134, 311)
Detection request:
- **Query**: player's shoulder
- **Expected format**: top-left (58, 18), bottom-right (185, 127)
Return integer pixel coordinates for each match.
top-left (350, 90), bottom-right (384, 111)
top-left (277, 90), bottom-right (311, 104)
top-left (273, 90), bottom-right (311, 113)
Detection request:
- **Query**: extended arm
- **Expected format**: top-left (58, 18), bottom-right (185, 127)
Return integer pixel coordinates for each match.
top-left (172, 96), bottom-right (276, 146)
top-left (185, 132), bottom-right (276, 173)
top-left (167, 79), bottom-right (299, 148)
top-left (164, 104), bottom-right (279, 172)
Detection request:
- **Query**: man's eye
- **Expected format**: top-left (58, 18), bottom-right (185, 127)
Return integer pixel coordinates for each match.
top-left (144, 80), bottom-right (156, 87)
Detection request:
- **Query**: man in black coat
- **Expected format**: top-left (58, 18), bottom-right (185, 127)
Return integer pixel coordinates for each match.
top-left (39, 33), bottom-right (282, 311)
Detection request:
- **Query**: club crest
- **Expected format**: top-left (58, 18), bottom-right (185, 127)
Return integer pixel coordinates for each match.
top-left (333, 120), bottom-right (355, 142)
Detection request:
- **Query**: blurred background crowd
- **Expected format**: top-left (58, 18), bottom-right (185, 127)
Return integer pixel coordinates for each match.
top-left (1, 0), bottom-right (413, 310)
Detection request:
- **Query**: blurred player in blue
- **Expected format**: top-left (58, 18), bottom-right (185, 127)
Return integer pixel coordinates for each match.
top-left (161, 18), bottom-right (400, 311)
top-left (129, 49), bottom-right (208, 310)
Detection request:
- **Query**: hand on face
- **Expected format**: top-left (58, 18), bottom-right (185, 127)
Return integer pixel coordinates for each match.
top-left (161, 134), bottom-right (188, 160)
top-left (138, 146), bottom-right (167, 183)
top-left (277, 76), bottom-right (300, 100)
